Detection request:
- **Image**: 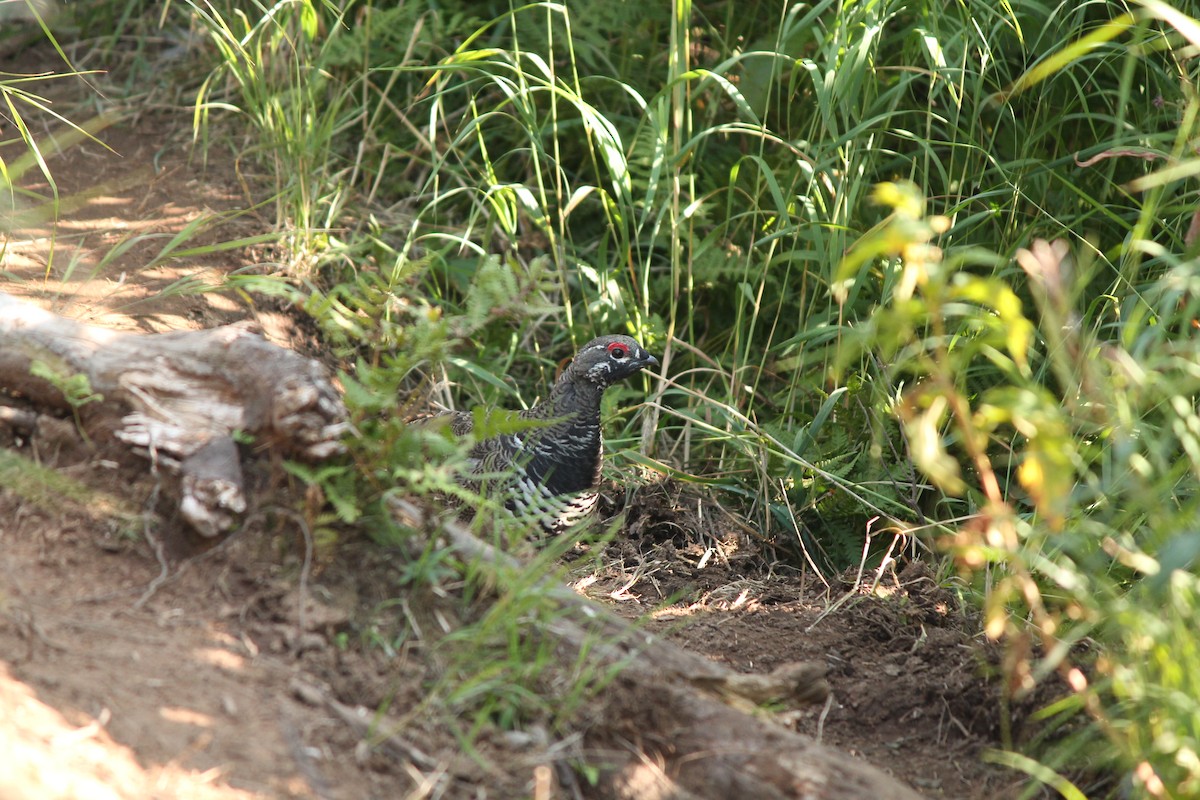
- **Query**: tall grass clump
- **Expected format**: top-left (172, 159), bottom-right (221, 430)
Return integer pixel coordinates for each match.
top-left (842, 5), bottom-right (1200, 792)
top-left (187, 0), bottom-right (357, 266)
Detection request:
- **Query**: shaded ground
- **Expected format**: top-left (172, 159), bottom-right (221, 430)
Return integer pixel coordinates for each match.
top-left (0, 46), bottom-right (1047, 800)
top-left (578, 482), bottom-right (1041, 799)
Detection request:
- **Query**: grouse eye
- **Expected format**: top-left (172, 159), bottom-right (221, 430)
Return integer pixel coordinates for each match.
top-left (608, 345), bottom-right (628, 360)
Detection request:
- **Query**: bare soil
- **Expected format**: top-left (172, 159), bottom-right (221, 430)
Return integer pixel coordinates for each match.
top-left (0, 48), bottom-right (1048, 800)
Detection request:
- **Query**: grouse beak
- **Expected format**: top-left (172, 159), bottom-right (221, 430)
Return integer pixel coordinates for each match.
top-left (641, 353), bottom-right (660, 370)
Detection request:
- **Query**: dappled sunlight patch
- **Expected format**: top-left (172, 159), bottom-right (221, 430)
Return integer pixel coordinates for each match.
top-left (192, 646), bottom-right (245, 672)
top-left (0, 666), bottom-right (256, 800)
top-left (609, 759), bottom-right (677, 800)
top-left (159, 705), bottom-right (216, 728)
top-left (649, 603), bottom-right (710, 620)
top-left (2, 97), bottom-right (258, 335)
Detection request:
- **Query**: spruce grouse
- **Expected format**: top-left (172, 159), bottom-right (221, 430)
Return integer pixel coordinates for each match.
top-left (421, 334), bottom-right (658, 533)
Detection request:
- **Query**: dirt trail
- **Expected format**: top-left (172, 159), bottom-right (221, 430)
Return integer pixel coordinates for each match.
top-left (0, 52), bottom-right (1038, 800)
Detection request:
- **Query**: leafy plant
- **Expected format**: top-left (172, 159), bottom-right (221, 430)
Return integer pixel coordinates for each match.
top-left (28, 359), bottom-right (103, 441)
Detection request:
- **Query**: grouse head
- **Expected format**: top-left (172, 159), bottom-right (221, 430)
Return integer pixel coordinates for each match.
top-left (563, 335), bottom-right (659, 389)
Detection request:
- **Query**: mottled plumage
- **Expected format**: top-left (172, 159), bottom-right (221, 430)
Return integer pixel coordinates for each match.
top-left (421, 335), bottom-right (658, 533)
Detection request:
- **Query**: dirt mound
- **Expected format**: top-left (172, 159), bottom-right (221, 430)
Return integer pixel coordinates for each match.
top-left (0, 445), bottom-right (1050, 800)
top-left (580, 485), bottom-right (1048, 799)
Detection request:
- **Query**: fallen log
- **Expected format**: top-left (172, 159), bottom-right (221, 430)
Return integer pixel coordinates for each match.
top-left (389, 498), bottom-right (927, 800)
top-left (0, 292), bottom-right (348, 536)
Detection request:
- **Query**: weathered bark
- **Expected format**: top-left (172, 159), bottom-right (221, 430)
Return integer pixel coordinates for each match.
top-left (0, 292), bottom-right (348, 536)
top-left (389, 498), bottom-right (927, 800)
